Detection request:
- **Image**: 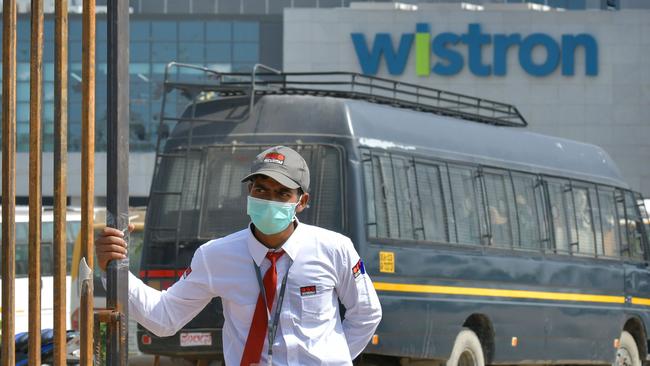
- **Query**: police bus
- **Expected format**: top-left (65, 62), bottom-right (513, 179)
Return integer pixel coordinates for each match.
top-left (137, 63), bottom-right (650, 366)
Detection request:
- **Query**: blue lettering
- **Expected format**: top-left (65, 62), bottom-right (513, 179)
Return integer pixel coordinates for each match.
top-left (461, 23), bottom-right (492, 76)
top-left (493, 34), bottom-right (521, 76)
top-left (519, 33), bottom-right (560, 77)
top-left (351, 33), bottom-right (414, 75)
top-left (350, 24), bottom-right (597, 77)
top-left (561, 34), bottom-right (598, 76)
top-left (432, 33), bottom-right (464, 76)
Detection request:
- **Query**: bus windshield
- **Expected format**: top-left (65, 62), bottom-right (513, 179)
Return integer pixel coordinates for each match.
top-left (145, 144), bottom-right (344, 266)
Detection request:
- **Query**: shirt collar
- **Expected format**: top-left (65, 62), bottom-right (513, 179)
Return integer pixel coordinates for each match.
top-left (246, 218), bottom-right (303, 266)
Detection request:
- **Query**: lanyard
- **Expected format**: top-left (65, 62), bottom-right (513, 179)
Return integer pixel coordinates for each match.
top-left (253, 257), bottom-right (292, 365)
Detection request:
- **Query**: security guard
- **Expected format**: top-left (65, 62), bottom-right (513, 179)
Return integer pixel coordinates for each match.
top-left (96, 146), bottom-right (382, 365)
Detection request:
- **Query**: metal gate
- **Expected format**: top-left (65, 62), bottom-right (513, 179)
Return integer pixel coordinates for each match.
top-left (1, 0), bottom-right (130, 365)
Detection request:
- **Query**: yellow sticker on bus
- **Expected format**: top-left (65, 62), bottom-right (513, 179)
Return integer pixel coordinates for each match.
top-left (379, 251), bottom-right (395, 273)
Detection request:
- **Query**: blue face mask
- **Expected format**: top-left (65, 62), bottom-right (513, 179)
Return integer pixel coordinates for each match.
top-left (247, 196), bottom-right (301, 235)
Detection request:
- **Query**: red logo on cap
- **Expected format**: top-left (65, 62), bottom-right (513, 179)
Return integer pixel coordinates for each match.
top-left (263, 152), bottom-right (285, 165)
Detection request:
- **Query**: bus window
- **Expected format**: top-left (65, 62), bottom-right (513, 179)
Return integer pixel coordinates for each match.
top-left (448, 165), bottom-right (482, 245)
top-left (362, 155), bottom-right (378, 238)
top-left (364, 152), bottom-right (399, 239)
top-left (414, 161), bottom-right (448, 243)
top-left (624, 190), bottom-right (644, 260)
top-left (546, 179), bottom-right (573, 254)
top-left (392, 156), bottom-right (418, 240)
top-left (482, 171), bottom-right (516, 248)
top-left (589, 186), bottom-right (605, 257)
top-left (572, 186), bottom-right (597, 256)
top-left (598, 188), bottom-right (620, 258)
top-left (511, 173), bottom-right (543, 250)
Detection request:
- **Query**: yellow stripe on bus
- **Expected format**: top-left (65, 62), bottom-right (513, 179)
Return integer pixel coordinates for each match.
top-left (373, 282), bottom-right (626, 304)
top-left (631, 297), bottom-right (650, 306)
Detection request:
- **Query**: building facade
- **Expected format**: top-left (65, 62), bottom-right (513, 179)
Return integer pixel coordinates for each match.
top-left (1, 0), bottom-right (649, 204)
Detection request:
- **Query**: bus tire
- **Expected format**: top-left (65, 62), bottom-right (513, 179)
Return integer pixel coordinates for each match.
top-left (446, 328), bottom-right (485, 366)
top-left (615, 331), bottom-right (641, 366)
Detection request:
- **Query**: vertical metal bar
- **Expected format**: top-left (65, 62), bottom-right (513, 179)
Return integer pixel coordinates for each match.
top-left (81, 0), bottom-right (96, 364)
top-left (53, 0), bottom-right (69, 364)
top-left (29, 0), bottom-right (44, 364)
top-left (1, 0), bottom-right (17, 365)
top-left (106, 0), bottom-right (130, 364)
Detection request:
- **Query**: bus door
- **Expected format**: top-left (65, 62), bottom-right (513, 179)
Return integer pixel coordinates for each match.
top-left (616, 190), bottom-right (650, 311)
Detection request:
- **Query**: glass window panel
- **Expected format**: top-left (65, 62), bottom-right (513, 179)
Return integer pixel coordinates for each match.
top-left (233, 43), bottom-right (258, 62)
top-left (131, 20), bottom-right (150, 41)
top-left (206, 43), bottom-right (232, 63)
top-left (448, 166), bottom-right (481, 245)
top-left (546, 180), bottom-right (571, 254)
top-left (18, 63), bottom-right (30, 82)
top-left (392, 156), bottom-right (417, 240)
top-left (17, 101), bottom-right (30, 122)
top-left (483, 172), bottom-right (515, 248)
top-left (44, 19), bottom-right (54, 41)
top-left (96, 19), bottom-right (107, 41)
top-left (151, 21), bottom-right (177, 41)
top-left (414, 162), bottom-right (448, 242)
top-left (152, 42), bottom-right (177, 62)
top-left (179, 21), bottom-right (204, 41)
top-left (243, 0), bottom-right (267, 13)
top-left (130, 63), bottom-right (151, 75)
top-left (17, 82), bottom-right (30, 102)
top-left (44, 102), bottom-right (54, 123)
top-left (17, 40), bottom-right (30, 62)
top-left (363, 152), bottom-right (399, 239)
top-left (41, 243), bottom-right (53, 276)
top-left (178, 42), bottom-right (205, 62)
top-left (572, 186), bottom-right (596, 255)
top-left (625, 190), bottom-right (645, 260)
top-left (44, 82), bottom-right (55, 102)
top-left (194, 0), bottom-right (217, 13)
top-left (218, 0), bottom-right (242, 14)
top-left (362, 155), bottom-right (377, 238)
top-left (17, 19), bottom-right (31, 41)
top-left (512, 173), bottom-right (543, 250)
top-left (44, 39), bottom-right (54, 62)
top-left (269, 0), bottom-right (292, 13)
top-left (598, 189), bottom-right (620, 257)
top-left (16, 242), bottom-right (28, 277)
top-left (591, 187), bottom-right (605, 257)
top-left (206, 21), bottom-right (232, 41)
top-left (564, 187), bottom-right (579, 249)
top-left (44, 63), bottom-right (55, 82)
top-left (69, 41), bottom-right (82, 62)
top-left (233, 21), bottom-right (259, 42)
top-left (70, 20), bottom-right (82, 41)
top-left (96, 40), bottom-right (107, 61)
top-left (130, 41), bottom-right (150, 62)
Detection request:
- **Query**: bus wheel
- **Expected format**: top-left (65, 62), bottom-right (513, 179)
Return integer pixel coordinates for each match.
top-left (446, 328), bottom-right (485, 366)
top-left (615, 331), bottom-right (641, 366)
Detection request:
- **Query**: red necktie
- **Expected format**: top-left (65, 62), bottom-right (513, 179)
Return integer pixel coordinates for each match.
top-left (241, 250), bottom-right (285, 366)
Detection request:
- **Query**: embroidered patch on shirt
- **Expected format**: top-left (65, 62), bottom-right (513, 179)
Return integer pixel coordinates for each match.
top-left (181, 266), bottom-right (192, 279)
top-left (263, 152), bottom-right (285, 165)
top-left (352, 259), bottom-right (366, 278)
top-left (300, 285), bottom-right (317, 296)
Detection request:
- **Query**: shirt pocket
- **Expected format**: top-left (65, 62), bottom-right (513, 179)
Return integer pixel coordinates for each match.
top-left (300, 290), bottom-right (334, 322)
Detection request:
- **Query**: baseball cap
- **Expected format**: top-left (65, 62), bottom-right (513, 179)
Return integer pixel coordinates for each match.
top-left (241, 146), bottom-right (310, 192)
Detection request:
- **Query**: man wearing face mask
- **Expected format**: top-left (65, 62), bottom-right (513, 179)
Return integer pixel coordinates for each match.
top-left (95, 146), bottom-right (382, 365)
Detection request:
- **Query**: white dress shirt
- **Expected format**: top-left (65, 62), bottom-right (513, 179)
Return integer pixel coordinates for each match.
top-left (127, 220), bottom-right (382, 365)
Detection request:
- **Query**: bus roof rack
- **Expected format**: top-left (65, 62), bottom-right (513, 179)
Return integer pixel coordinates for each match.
top-left (162, 62), bottom-right (528, 127)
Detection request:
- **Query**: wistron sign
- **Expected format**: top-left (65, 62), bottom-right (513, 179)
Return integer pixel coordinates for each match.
top-left (351, 23), bottom-right (598, 77)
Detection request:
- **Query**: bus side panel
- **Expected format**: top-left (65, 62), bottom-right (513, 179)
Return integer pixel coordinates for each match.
top-left (362, 242), bottom-right (625, 363)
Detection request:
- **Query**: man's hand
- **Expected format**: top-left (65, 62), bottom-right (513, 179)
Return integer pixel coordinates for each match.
top-left (95, 223), bottom-right (135, 271)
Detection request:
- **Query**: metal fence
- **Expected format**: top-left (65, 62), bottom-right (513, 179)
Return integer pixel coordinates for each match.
top-left (2, 0), bottom-right (129, 365)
